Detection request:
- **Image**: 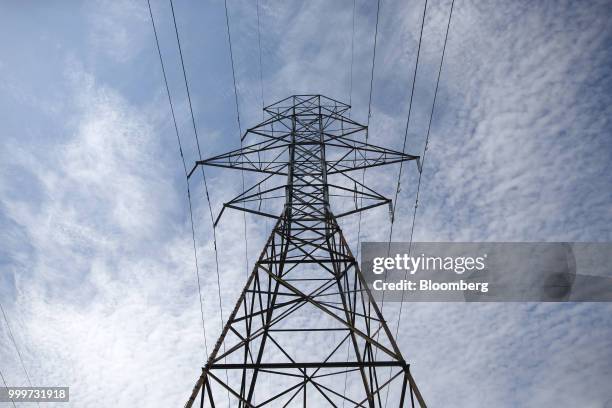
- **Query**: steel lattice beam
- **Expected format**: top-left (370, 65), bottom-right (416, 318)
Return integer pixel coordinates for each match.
top-left (184, 95), bottom-right (425, 407)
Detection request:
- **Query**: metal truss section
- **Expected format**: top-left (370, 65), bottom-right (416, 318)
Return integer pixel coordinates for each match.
top-left (185, 95), bottom-right (425, 407)
top-left (189, 95), bottom-right (418, 179)
top-left (188, 95), bottom-right (419, 227)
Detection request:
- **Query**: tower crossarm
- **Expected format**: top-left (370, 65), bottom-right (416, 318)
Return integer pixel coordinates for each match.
top-left (188, 138), bottom-right (419, 179)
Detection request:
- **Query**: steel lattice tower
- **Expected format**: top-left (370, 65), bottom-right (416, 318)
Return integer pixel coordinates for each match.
top-left (185, 95), bottom-right (425, 407)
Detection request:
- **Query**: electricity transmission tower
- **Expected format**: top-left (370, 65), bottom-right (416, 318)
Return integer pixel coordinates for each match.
top-left (185, 95), bottom-right (425, 407)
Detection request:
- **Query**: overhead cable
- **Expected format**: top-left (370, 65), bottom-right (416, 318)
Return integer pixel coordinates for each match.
top-left (0, 301), bottom-right (39, 408)
top-left (223, 0), bottom-right (251, 279)
top-left (384, 1), bottom-right (456, 405)
top-left (147, 0), bottom-right (210, 358)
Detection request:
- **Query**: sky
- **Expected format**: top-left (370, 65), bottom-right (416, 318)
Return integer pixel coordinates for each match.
top-left (1, 0), bottom-right (612, 406)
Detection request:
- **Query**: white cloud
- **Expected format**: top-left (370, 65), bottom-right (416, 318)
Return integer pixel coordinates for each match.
top-left (87, 0), bottom-right (149, 64)
top-left (1, 0), bottom-right (612, 407)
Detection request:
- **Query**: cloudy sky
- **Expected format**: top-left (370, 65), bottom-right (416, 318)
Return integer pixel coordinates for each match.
top-left (1, 0), bottom-right (612, 406)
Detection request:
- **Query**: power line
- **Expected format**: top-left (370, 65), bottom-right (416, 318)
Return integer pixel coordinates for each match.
top-left (355, 0), bottom-right (381, 319)
top-left (168, 1), bottom-right (232, 403)
top-left (394, 0), bottom-right (455, 327)
top-left (383, 0), bottom-right (429, 308)
top-left (255, 0), bottom-right (271, 238)
top-left (347, 1), bottom-right (384, 401)
top-left (0, 302), bottom-right (33, 385)
top-left (348, 0), bottom-right (356, 108)
top-left (223, 0), bottom-right (250, 279)
top-left (366, 0), bottom-right (382, 128)
top-left (0, 301), bottom-right (40, 408)
top-left (374, 0), bottom-right (429, 374)
top-left (256, 0), bottom-right (265, 112)
top-left (354, 2), bottom-right (384, 378)
top-left (356, 0), bottom-right (382, 258)
top-left (166, 3), bottom-right (234, 403)
top-left (168, 0), bottom-right (228, 338)
top-left (385, 1), bottom-right (455, 405)
top-left (224, 0), bottom-right (243, 137)
top-left (342, 3), bottom-right (358, 404)
top-left (0, 366), bottom-right (17, 408)
top-left (387, 0), bottom-right (428, 248)
top-left (146, 0), bottom-right (210, 358)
